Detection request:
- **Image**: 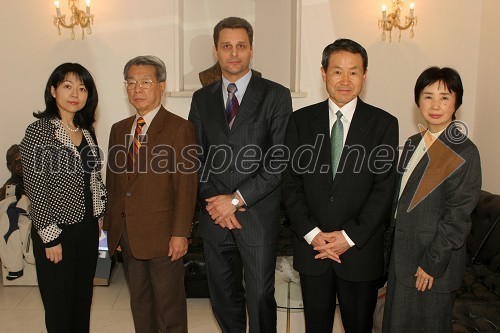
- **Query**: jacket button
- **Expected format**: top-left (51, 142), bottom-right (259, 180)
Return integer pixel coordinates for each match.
top-left (121, 213), bottom-right (125, 217)
top-left (330, 196), bottom-right (334, 202)
top-left (126, 192), bottom-right (131, 197)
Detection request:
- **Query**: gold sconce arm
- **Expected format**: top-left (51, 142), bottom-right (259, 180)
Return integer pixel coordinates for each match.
top-left (378, 1), bottom-right (417, 42)
top-left (53, 0), bottom-right (94, 40)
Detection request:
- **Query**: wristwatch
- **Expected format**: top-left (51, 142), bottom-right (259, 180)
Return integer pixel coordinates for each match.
top-left (231, 193), bottom-right (241, 210)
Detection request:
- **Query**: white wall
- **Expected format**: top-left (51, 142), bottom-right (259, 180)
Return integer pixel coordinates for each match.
top-left (0, 0), bottom-right (494, 191)
top-left (296, 0), bottom-right (481, 144)
top-left (474, 0), bottom-right (500, 194)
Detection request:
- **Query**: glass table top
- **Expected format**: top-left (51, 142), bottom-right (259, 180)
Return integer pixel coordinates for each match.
top-left (275, 256), bottom-right (303, 310)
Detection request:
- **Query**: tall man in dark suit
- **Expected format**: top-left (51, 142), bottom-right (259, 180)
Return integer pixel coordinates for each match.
top-left (282, 39), bottom-right (399, 333)
top-left (188, 17), bottom-right (293, 333)
top-left (104, 55), bottom-right (198, 333)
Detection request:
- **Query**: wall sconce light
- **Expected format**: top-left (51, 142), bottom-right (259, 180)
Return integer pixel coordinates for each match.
top-left (378, 0), bottom-right (417, 42)
top-left (53, 0), bottom-right (94, 40)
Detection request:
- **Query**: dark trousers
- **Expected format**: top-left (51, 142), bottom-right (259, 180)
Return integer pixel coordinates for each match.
top-left (120, 226), bottom-right (187, 333)
top-left (204, 232), bottom-right (278, 333)
top-left (32, 219), bottom-right (98, 333)
top-left (300, 264), bottom-right (379, 333)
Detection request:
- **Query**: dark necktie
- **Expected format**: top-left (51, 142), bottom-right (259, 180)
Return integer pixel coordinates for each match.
top-left (127, 117), bottom-right (145, 173)
top-left (225, 83), bottom-right (239, 127)
top-left (331, 110), bottom-right (344, 178)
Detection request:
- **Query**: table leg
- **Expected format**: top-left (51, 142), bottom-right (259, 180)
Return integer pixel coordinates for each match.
top-left (286, 280), bottom-right (291, 333)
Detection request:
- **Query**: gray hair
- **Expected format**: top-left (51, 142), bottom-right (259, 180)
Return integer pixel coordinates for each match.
top-left (123, 55), bottom-right (167, 81)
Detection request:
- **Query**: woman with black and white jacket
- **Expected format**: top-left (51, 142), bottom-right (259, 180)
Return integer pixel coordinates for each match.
top-left (20, 63), bottom-right (106, 333)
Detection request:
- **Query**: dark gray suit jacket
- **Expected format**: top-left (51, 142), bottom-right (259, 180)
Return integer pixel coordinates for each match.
top-left (390, 125), bottom-right (481, 293)
top-left (282, 98), bottom-right (399, 282)
top-left (188, 75), bottom-right (293, 246)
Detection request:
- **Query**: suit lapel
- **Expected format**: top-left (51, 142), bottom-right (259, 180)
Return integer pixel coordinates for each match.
top-left (143, 107), bottom-right (167, 148)
top-left (129, 107), bottom-right (170, 183)
top-left (310, 100), bottom-right (333, 186)
top-left (407, 127), bottom-right (465, 211)
top-left (207, 81), bottom-right (229, 135)
top-left (398, 134), bottom-right (425, 200)
top-left (51, 118), bottom-right (80, 160)
top-left (117, 116), bottom-right (135, 184)
top-left (230, 76), bottom-right (264, 132)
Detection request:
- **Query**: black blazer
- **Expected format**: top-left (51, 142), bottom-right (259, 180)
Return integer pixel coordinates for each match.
top-left (188, 75), bottom-right (293, 246)
top-left (389, 125), bottom-right (481, 293)
top-left (282, 98), bottom-right (399, 281)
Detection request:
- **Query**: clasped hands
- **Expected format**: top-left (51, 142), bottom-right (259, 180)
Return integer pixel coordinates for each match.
top-left (206, 194), bottom-right (246, 230)
top-left (312, 231), bottom-right (351, 264)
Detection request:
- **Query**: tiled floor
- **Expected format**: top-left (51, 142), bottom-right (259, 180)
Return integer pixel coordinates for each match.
top-left (0, 263), bottom-right (320, 333)
top-left (0, 263), bottom-right (221, 333)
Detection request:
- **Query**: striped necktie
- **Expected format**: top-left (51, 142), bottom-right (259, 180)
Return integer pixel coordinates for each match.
top-left (127, 117), bottom-right (145, 173)
top-left (225, 83), bottom-right (239, 127)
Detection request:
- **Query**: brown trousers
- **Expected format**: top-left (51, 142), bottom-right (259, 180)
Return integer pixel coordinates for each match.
top-left (120, 227), bottom-right (187, 333)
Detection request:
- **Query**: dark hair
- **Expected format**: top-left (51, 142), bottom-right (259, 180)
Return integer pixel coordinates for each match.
top-left (321, 38), bottom-right (368, 72)
top-left (6, 144), bottom-right (21, 173)
top-left (213, 17), bottom-right (253, 48)
top-left (414, 67), bottom-right (463, 120)
top-left (34, 63), bottom-right (98, 130)
top-left (123, 55), bottom-right (167, 81)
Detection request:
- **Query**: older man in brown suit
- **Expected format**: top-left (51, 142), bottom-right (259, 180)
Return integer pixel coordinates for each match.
top-left (104, 55), bottom-right (198, 333)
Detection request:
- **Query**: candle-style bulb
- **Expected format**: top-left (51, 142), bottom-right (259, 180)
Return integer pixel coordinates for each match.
top-left (86, 0), bottom-right (91, 16)
top-left (381, 4), bottom-right (387, 20)
top-left (54, 1), bottom-right (61, 17)
top-left (409, 3), bottom-right (415, 17)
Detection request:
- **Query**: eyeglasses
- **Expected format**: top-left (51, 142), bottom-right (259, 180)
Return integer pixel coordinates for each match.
top-left (124, 79), bottom-right (160, 90)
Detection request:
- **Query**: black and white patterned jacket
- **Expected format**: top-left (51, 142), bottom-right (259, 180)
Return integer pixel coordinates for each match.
top-left (20, 118), bottom-right (107, 244)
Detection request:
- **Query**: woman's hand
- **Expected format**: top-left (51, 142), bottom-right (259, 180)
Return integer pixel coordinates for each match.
top-left (415, 266), bottom-right (434, 292)
top-left (45, 244), bottom-right (63, 264)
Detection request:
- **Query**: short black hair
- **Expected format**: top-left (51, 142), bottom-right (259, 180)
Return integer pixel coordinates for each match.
top-left (414, 67), bottom-right (463, 120)
top-left (34, 63), bottom-right (98, 130)
top-left (213, 17), bottom-right (253, 48)
top-left (321, 38), bottom-right (368, 72)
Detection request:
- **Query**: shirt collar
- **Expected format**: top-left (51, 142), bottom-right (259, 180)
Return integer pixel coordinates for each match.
top-left (422, 127), bottom-right (447, 149)
top-left (328, 97), bottom-right (357, 123)
top-left (135, 104), bottom-right (161, 128)
top-left (222, 70), bottom-right (252, 99)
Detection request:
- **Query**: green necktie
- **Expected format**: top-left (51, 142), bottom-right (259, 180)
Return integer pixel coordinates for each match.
top-left (331, 110), bottom-right (344, 178)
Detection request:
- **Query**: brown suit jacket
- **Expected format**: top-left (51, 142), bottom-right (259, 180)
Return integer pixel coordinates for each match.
top-left (104, 107), bottom-right (198, 259)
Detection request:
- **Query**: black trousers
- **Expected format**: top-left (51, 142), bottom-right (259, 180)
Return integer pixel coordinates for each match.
top-left (32, 219), bottom-right (98, 333)
top-left (300, 264), bottom-right (379, 333)
top-left (204, 232), bottom-right (278, 333)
